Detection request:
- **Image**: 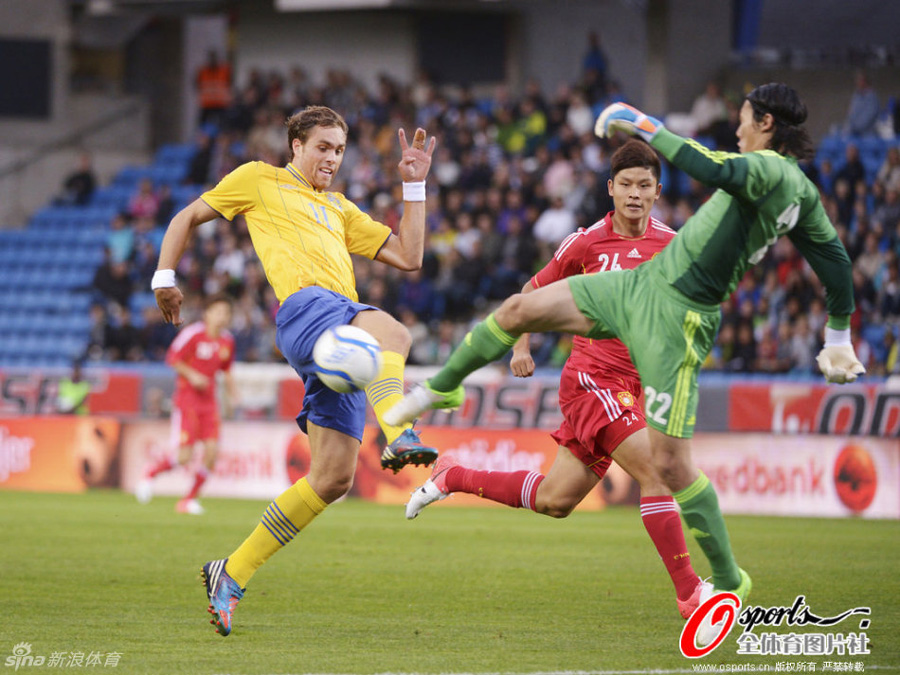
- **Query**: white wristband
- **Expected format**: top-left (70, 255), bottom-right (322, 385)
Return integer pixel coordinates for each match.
top-left (151, 269), bottom-right (176, 290)
top-left (824, 326), bottom-right (851, 347)
top-left (402, 181), bottom-right (426, 202)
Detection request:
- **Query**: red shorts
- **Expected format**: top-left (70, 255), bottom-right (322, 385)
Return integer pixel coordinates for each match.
top-left (172, 403), bottom-right (220, 448)
top-left (550, 367), bottom-right (646, 479)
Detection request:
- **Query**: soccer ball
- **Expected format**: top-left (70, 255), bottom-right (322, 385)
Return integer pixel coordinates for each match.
top-left (312, 325), bottom-right (383, 393)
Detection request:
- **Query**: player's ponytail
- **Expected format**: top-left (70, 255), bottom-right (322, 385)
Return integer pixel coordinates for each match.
top-left (746, 83), bottom-right (814, 161)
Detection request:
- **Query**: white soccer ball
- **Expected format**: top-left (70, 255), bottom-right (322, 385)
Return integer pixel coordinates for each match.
top-left (312, 325), bottom-right (383, 393)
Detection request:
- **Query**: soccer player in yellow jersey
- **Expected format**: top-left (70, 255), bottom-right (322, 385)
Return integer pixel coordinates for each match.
top-left (152, 105), bottom-right (438, 636)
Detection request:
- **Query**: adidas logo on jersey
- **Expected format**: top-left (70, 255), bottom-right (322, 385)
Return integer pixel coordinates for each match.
top-left (627, 248), bottom-right (642, 259)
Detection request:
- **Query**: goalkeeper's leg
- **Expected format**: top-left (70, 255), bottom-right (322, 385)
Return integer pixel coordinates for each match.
top-left (652, 431), bottom-right (743, 591)
top-left (385, 279), bottom-right (595, 426)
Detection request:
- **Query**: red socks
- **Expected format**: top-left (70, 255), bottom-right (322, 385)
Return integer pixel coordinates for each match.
top-left (445, 467), bottom-right (545, 510)
top-left (640, 496), bottom-right (698, 601)
top-left (185, 467), bottom-right (209, 500)
top-left (145, 456), bottom-right (174, 478)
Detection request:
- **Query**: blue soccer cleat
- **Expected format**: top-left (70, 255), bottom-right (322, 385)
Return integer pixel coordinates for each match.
top-left (201, 558), bottom-right (245, 637)
top-left (380, 427), bottom-right (439, 473)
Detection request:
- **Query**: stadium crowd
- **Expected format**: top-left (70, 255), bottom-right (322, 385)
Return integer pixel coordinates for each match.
top-left (85, 55), bottom-right (900, 377)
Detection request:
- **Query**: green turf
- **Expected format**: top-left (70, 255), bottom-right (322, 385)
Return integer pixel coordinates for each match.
top-left (0, 490), bottom-right (897, 674)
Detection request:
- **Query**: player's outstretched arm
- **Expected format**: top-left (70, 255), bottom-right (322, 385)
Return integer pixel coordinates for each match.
top-left (816, 328), bottom-right (865, 384)
top-left (594, 103), bottom-right (664, 142)
top-left (510, 280), bottom-right (537, 378)
top-left (376, 127), bottom-right (436, 271)
top-left (153, 198), bottom-right (220, 325)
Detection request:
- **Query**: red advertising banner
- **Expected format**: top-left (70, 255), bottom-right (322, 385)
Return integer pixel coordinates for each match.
top-left (0, 416), bottom-right (121, 493)
top-left (0, 371), bottom-right (141, 416)
top-left (729, 383), bottom-right (900, 436)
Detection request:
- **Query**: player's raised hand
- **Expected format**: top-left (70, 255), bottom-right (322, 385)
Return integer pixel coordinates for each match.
top-left (155, 286), bottom-right (184, 326)
top-left (595, 102), bottom-right (663, 142)
top-left (816, 344), bottom-right (866, 384)
top-left (397, 127), bottom-right (436, 183)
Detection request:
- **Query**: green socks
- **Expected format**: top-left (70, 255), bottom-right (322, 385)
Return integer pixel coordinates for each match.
top-left (674, 472), bottom-right (742, 590)
top-left (429, 314), bottom-right (518, 392)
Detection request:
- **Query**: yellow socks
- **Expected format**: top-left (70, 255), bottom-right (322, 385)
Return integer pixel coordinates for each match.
top-left (365, 350), bottom-right (410, 444)
top-left (225, 477), bottom-right (326, 587)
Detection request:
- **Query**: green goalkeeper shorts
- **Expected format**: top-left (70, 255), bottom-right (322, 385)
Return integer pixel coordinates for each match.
top-left (567, 264), bottom-right (721, 438)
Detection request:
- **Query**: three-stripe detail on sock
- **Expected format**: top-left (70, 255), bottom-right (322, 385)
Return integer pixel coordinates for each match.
top-left (640, 498), bottom-right (679, 517)
top-left (366, 378), bottom-right (403, 405)
top-left (261, 502), bottom-right (300, 546)
top-left (520, 471), bottom-right (543, 510)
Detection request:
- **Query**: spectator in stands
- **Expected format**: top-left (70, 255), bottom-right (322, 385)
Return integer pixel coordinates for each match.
top-left (155, 185), bottom-right (176, 225)
top-left (86, 304), bottom-right (112, 361)
top-left (844, 70), bottom-right (880, 137)
top-left (873, 188), bottom-right (900, 233)
top-left (128, 178), bottom-right (159, 220)
top-left (834, 144), bottom-right (866, 192)
top-left (582, 31), bottom-right (608, 91)
top-left (139, 305), bottom-right (177, 361)
top-left (187, 131), bottom-right (214, 185)
top-left (105, 305), bottom-right (142, 361)
top-left (106, 212), bottom-right (135, 264)
top-left (789, 315), bottom-right (818, 374)
top-left (665, 81), bottom-right (728, 138)
top-left (876, 146), bottom-right (900, 193)
top-left (93, 255), bottom-right (134, 310)
top-left (533, 194), bottom-right (577, 258)
top-left (196, 50), bottom-right (232, 128)
top-left (55, 151), bottom-right (96, 206)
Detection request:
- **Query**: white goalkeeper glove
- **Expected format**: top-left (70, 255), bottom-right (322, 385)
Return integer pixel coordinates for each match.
top-left (815, 327), bottom-right (865, 384)
top-left (594, 102), bottom-right (664, 142)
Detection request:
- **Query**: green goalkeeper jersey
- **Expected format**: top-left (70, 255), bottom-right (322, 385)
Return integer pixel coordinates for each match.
top-left (650, 129), bottom-right (854, 328)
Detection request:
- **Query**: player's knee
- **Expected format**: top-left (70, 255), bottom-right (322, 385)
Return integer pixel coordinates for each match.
top-left (496, 294), bottom-right (527, 332)
top-left (375, 315), bottom-right (411, 355)
top-left (316, 472), bottom-right (355, 503)
top-left (536, 495), bottom-right (577, 518)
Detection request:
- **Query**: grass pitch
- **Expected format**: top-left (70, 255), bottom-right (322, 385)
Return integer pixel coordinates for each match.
top-left (0, 490), bottom-right (897, 674)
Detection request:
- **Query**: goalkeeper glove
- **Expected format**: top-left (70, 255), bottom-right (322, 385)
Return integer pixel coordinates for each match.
top-left (594, 103), bottom-right (664, 142)
top-left (815, 327), bottom-right (865, 384)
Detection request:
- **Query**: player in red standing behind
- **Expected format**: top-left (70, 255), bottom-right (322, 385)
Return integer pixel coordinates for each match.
top-left (136, 294), bottom-right (238, 514)
top-left (405, 140), bottom-right (712, 619)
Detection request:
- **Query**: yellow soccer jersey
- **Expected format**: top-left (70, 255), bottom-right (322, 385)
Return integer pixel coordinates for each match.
top-left (201, 161), bottom-right (392, 302)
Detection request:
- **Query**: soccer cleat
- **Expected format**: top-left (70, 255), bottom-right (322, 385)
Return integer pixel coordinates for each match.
top-left (201, 558), bottom-right (245, 637)
top-left (381, 428), bottom-right (439, 473)
top-left (134, 478), bottom-right (153, 505)
top-left (382, 381), bottom-right (466, 427)
top-left (678, 578), bottom-right (713, 620)
top-left (695, 568), bottom-right (753, 647)
top-left (405, 454), bottom-right (460, 519)
top-left (176, 498), bottom-right (205, 515)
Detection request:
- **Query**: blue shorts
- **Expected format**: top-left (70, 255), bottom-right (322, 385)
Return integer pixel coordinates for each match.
top-left (275, 287), bottom-right (379, 442)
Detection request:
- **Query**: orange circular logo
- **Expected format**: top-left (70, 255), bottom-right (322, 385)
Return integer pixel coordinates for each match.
top-left (833, 444), bottom-right (877, 513)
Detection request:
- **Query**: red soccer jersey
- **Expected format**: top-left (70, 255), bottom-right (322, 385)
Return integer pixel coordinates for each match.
top-left (166, 321), bottom-right (235, 409)
top-left (531, 211), bottom-right (676, 380)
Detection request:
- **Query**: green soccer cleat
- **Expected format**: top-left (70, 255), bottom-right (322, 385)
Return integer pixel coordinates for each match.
top-left (695, 568), bottom-right (752, 647)
top-left (382, 381), bottom-right (466, 427)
